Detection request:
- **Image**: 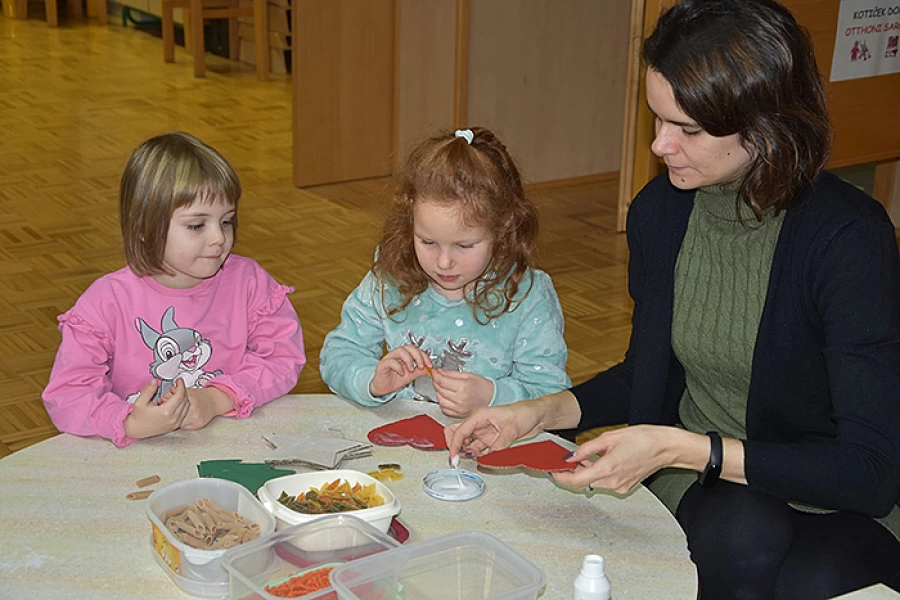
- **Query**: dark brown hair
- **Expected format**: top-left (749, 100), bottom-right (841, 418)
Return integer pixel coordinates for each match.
top-left (120, 132), bottom-right (241, 276)
top-left (643, 0), bottom-right (831, 218)
top-left (374, 127), bottom-right (538, 323)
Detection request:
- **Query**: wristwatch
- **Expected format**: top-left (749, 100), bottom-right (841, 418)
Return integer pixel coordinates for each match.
top-left (698, 431), bottom-right (722, 487)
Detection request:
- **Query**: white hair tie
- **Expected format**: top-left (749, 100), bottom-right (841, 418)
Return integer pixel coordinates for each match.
top-left (454, 129), bottom-right (474, 145)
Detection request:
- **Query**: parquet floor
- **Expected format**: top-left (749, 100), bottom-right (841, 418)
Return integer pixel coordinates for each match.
top-left (0, 15), bottom-right (632, 456)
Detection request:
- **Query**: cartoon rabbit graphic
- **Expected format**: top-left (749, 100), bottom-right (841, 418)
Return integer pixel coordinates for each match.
top-left (412, 336), bottom-right (474, 402)
top-left (132, 306), bottom-right (223, 403)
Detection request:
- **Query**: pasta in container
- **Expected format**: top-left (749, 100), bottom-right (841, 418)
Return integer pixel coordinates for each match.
top-left (146, 478), bottom-right (276, 598)
top-left (258, 470), bottom-right (401, 538)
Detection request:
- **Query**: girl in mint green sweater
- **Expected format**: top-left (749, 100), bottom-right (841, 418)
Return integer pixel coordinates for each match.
top-left (320, 127), bottom-right (570, 418)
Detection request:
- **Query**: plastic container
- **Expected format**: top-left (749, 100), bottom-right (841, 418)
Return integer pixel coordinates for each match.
top-left (330, 530), bottom-right (546, 600)
top-left (147, 478), bottom-right (277, 598)
top-left (257, 470), bottom-right (401, 534)
top-left (223, 514), bottom-right (400, 600)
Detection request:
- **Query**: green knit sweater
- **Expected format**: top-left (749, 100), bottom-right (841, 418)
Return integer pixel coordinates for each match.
top-left (645, 183), bottom-right (784, 514)
top-left (644, 183), bottom-right (900, 540)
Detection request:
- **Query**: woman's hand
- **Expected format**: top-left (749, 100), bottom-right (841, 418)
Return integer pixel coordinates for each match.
top-left (369, 345), bottom-right (433, 397)
top-left (124, 379), bottom-right (190, 439)
top-left (433, 370), bottom-right (494, 417)
top-left (552, 425), bottom-right (711, 493)
top-left (181, 387), bottom-right (233, 430)
top-left (445, 391), bottom-right (581, 461)
top-left (444, 403), bottom-right (542, 460)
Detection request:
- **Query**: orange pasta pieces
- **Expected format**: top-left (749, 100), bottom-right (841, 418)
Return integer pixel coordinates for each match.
top-left (265, 567), bottom-right (335, 598)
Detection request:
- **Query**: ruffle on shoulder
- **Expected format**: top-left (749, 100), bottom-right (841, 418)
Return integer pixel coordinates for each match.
top-left (58, 311), bottom-right (111, 344)
top-left (248, 284), bottom-right (295, 329)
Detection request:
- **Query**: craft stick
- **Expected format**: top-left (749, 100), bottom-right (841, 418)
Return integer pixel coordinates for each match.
top-left (125, 490), bottom-right (153, 500)
top-left (135, 475), bottom-right (161, 488)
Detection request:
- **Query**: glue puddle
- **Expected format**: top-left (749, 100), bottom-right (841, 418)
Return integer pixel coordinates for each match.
top-left (422, 466), bottom-right (486, 501)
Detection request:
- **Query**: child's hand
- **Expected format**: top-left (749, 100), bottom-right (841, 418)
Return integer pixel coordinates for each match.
top-left (181, 387), bottom-right (233, 430)
top-left (124, 379), bottom-right (190, 439)
top-left (370, 345), bottom-right (433, 397)
top-left (433, 370), bottom-right (494, 417)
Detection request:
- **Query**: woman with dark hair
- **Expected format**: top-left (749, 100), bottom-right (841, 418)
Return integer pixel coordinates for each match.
top-left (446, 0), bottom-right (900, 596)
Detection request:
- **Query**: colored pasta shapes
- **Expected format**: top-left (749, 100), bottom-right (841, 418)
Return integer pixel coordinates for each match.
top-left (162, 498), bottom-right (261, 550)
top-left (265, 567), bottom-right (335, 598)
top-left (276, 478), bottom-right (385, 514)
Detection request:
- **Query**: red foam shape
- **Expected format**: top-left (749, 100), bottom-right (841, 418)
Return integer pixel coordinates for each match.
top-left (367, 414), bottom-right (448, 450)
top-left (477, 439), bottom-right (574, 472)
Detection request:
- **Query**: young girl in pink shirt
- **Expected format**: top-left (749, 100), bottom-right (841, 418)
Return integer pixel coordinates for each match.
top-left (42, 132), bottom-right (306, 447)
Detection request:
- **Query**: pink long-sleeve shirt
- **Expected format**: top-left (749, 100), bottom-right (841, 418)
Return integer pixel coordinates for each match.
top-left (42, 255), bottom-right (306, 447)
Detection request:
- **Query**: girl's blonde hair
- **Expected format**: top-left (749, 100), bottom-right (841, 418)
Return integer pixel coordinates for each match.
top-left (374, 127), bottom-right (538, 323)
top-left (120, 132), bottom-right (241, 276)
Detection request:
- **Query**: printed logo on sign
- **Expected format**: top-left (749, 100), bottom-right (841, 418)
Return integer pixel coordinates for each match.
top-left (830, 0), bottom-right (900, 81)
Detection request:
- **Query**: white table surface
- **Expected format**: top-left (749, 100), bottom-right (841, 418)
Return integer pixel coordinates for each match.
top-left (836, 585), bottom-right (900, 599)
top-left (0, 394), bottom-right (696, 599)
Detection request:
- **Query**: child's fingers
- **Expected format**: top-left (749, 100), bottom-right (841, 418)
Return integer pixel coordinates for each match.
top-left (433, 369), bottom-right (468, 382)
top-left (385, 348), bottom-right (416, 373)
top-left (411, 347), bottom-right (433, 368)
top-left (135, 380), bottom-right (159, 406)
top-left (396, 345), bottom-right (432, 370)
top-left (433, 376), bottom-right (461, 395)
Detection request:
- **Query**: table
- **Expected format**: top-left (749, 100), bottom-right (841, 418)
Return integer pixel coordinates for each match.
top-left (0, 395), bottom-right (697, 599)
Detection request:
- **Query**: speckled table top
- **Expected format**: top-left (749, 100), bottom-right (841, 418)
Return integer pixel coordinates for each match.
top-left (0, 395), bottom-right (696, 599)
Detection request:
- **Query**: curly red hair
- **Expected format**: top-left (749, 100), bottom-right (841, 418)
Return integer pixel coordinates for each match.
top-left (374, 127), bottom-right (538, 324)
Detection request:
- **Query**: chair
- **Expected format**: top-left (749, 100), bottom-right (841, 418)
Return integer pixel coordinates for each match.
top-left (161, 0), bottom-right (270, 80)
top-left (7, 0), bottom-right (106, 27)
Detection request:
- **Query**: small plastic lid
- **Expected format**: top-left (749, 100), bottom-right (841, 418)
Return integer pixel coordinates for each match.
top-left (582, 554), bottom-right (606, 577)
top-left (422, 468), bottom-right (485, 501)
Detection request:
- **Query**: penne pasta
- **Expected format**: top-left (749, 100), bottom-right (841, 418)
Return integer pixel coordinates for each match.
top-left (125, 490), bottom-right (153, 500)
top-left (161, 504), bottom-right (190, 521)
top-left (135, 475), bottom-right (161, 488)
top-left (161, 498), bottom-right (260, 551)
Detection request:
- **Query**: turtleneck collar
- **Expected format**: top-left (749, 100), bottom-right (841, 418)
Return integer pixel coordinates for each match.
top-left (694, 181), bottom-right (776, 226)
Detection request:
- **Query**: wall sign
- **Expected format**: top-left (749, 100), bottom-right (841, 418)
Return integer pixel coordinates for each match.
top-left (830, 0), bottom-right (900, 81)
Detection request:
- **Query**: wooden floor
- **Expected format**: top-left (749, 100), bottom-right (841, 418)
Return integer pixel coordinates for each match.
top-left (0, 15), bottom-right (633, 456)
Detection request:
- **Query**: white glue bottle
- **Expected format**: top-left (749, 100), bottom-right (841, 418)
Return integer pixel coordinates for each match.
top-left (574, 554), bottom-right (611, 600)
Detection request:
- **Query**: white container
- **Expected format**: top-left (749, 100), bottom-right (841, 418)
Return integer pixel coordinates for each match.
top-left (574, 554), bottom-right (611, 600)
top-left (330, 530), bottom-right (546, 600)
top-left (147, 478), bottom-right (277, 599)
top-left (257, 469), bottom-right (401, 535)
top-left (223, 514), bottom-right (400, 600)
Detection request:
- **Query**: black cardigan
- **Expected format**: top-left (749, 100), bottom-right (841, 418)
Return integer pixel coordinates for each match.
top-left (572, 172), bottom-right (900, 517)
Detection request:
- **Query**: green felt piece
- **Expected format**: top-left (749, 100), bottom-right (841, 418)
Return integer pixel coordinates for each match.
top-left (197, 459), bottom-right (295, 496)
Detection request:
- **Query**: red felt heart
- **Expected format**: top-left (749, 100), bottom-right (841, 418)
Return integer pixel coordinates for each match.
top-left (367, 414), bottom-right (448, 450)
top-left (477, 439), bottom-right (574, 472)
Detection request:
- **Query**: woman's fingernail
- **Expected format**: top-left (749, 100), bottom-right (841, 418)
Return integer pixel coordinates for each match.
top-left (563, 451), bottom-right (575, 460)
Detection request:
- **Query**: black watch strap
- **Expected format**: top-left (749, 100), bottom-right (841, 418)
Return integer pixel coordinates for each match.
top-left (698, 431), bottom-right (723, 487)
